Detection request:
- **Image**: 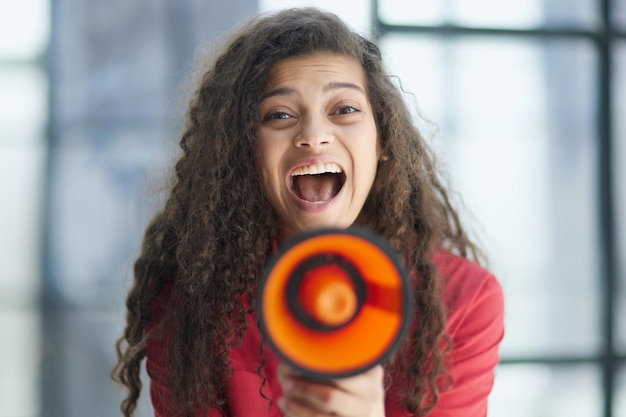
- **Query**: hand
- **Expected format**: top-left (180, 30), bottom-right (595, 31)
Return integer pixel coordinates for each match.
top-left (277, 364), bottom-right (386, 417)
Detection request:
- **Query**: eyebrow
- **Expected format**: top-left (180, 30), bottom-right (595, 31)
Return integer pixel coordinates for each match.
top-left (324, 82), bottom-right (366, 95)
top-left (260, 82), bottom-right (366, 101)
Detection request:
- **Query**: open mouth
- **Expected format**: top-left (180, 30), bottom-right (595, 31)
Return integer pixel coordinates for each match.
top-left (290, 163), bottom-right (345, 204)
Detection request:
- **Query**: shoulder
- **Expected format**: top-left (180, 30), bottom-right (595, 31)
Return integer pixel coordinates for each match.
top-left (433, 249), bottom-right (495, 293)
top-left (433, 250), bottom-right (504, 342)
top-left (426, 251), bottom-right (505, 415)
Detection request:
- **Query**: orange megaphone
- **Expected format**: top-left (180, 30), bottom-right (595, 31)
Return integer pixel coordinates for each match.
top-left (258, 227), bottom-right (412, 379)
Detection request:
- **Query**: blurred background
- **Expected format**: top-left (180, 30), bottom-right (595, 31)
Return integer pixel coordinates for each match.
top-left (1, 0), bottom-right (625, 416)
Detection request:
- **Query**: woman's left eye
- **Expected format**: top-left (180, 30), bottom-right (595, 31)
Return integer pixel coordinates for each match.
top-left (332, 105), bottom-right (360, 115)
top-left (262, 111), bottom-right (292, 122)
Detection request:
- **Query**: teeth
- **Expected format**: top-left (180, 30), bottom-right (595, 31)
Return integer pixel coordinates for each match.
top-left (291, 163), bottom-right (342, 176)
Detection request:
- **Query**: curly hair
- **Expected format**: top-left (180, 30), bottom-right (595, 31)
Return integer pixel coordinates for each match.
top-left (113, 7), bottom-right (481, 417)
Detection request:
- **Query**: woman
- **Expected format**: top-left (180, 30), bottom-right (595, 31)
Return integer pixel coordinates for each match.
top-left (113, 7), bottom-right (504, 417)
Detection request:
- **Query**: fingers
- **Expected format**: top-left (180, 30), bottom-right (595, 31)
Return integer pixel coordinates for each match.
top-left (277, 364), bottom-right (385, 417)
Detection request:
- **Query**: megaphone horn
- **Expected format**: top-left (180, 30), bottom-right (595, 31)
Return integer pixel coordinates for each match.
top-left (258, 227), bottom-right (412, 379)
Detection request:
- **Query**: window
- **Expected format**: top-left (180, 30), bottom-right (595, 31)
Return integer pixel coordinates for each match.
top-left (370, 0), bottom-right (626, 416)
top-left (23, 1), bottom-right (623, 416)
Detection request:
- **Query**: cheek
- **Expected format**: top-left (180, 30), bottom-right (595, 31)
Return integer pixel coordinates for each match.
top-left (257, 151), bottom-right (273, 182)
top-left (257, 159), bottom-right (273, 189)
top-left (257, 135), bottom-right (286, 180)
top-left (361, 117), bottom-right (380, 154)
top-left (256, 152), bottom-right (280, 196)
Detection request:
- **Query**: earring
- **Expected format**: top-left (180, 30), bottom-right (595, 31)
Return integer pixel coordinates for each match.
top-left (380, 155), bottom-right (389, 162)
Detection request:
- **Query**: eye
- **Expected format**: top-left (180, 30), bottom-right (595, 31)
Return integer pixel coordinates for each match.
top-left (263, 110), bottom-right (293, 122)
top-left (331, 105), bottom-right (361, 116)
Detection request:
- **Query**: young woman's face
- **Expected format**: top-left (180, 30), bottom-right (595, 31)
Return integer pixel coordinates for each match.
top-left (256, 52), bottom-right (380, 239)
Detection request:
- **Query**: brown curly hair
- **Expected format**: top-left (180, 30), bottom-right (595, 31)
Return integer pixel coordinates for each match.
top-left (113, 7), bottom-right (481, 417)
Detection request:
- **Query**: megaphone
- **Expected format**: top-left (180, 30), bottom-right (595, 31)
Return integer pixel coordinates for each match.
top-left (258, 227), bottom-right (412, 379)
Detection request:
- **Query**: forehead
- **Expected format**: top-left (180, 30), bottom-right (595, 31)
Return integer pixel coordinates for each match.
top-left (264, 52), bottom-right (366, 90)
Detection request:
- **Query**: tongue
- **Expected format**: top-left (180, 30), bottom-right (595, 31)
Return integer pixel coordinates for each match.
top-left (293, 174), bottom-right (340, 202)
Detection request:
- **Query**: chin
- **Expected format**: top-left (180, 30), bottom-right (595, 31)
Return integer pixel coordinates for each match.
top-left (297, 218), bottom-right (355, 234)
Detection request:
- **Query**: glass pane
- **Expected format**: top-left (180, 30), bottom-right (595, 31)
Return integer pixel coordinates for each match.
top-left (53, 0), bottom-right (171, 126)
top-left (380, 35), bottom-right (600, 357)
top-left (259, 0), bottom-right (372, 35)
top-left (0, 7), bottom-right (48, 417)
top-left (489, 364), bottom-right (602, 417)
top-left (41, 309), bottom-right (153, 417)
top-left (617, 366), bottom-right (626, 417)
top-left (0, 309), bottom-right (40, 417)
top-left (0, 66), bottom-right (47, 142)
top-left (0, 66), bottom-right (46, 302)
top-left (378, 0), bottom-right (596, 29)
top-left (0, 0), bottom-right (49, 59)
top-left (47, 128), bottom-right (169, 309)
top-left (615, 0), bottom-right (626, 28)
top-left (616, 41), bottom-right (626, 353)
top-left (0, 144), bottom-right (45, 300)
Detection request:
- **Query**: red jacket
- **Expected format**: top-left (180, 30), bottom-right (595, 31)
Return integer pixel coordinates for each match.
top-left (147, 250), bottom-right (504, 416)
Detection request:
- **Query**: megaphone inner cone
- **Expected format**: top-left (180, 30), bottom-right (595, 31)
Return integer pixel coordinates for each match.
top-left (300, 274), bottom-right (357, 326)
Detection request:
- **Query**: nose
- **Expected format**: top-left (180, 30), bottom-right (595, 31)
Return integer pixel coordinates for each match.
top-left (294, 113), bottom-right (334, 148)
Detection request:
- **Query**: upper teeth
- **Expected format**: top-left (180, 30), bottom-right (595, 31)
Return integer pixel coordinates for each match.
top-left (291, 163), bottom-right (342, 176)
